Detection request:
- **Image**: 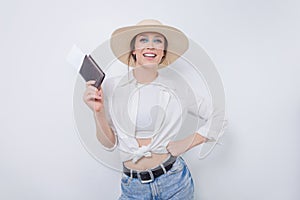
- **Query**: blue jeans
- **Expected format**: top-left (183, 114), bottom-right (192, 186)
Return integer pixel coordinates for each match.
top-left (119, 157), bottom-right (194, 200)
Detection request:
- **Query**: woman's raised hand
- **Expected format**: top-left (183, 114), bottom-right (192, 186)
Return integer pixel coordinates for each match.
top-left (83, 80), bottom-right (104, 113)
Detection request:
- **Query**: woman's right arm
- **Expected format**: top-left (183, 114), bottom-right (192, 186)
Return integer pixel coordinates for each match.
top-left (83, 80), bottom-right (117, 149)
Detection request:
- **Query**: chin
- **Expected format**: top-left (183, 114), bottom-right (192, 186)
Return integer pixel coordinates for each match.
top-left (140, 63), bottom-right (159, 68)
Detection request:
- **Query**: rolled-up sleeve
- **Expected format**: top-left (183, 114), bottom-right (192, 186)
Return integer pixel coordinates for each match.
top-left (186, 88), bottom-right (227, 158)
top-left (187, 95), bottom-right (214, 140)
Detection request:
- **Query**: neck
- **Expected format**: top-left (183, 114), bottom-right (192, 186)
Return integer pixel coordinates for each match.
top-left (133, 66), bottom-right (158, 84)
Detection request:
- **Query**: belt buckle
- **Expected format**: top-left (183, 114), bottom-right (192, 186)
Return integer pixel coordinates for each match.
top-left (137, 170), bottom-right (154, 184)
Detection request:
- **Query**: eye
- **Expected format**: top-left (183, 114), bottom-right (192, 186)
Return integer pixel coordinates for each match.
top-left (153, 39), bottom-right (162, 43)
top-left (139, 38), bottom-right (148, 43)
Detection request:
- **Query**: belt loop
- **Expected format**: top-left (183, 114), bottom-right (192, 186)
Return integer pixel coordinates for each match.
top-left (130, 169), bottom-right (133, 179)
top-left (160, 163), bottom-right (167, 174)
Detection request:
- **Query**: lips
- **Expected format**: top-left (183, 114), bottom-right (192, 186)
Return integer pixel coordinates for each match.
top-left (143, 53), bottom-right (157, 58)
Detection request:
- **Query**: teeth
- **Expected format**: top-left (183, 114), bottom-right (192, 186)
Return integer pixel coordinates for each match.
top-left (143, 53), bottom-right (156, 57)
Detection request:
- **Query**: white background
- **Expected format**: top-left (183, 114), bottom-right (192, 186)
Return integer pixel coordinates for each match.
top-left (1, 0), bottom-right (299, 199)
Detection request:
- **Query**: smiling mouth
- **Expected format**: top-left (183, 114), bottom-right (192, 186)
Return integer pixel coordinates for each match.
top-left (143, 53), bottom-right (157, 58)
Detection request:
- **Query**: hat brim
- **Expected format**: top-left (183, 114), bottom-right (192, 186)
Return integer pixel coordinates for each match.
top-left (110, 24), bottom-right (189, 68)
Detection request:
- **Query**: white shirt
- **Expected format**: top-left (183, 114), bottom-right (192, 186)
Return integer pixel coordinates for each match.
top-left (101, 69), bottom-right (225, 163)
top-left (135, 83), bottom-right (161, 138)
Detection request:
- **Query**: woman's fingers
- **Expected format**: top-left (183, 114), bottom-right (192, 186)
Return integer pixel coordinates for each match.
top-left (86, 80), bottom-right (96, 87)
top-left (85, 84), bottom-right (103, 95)
top-left (85, 85), bottom-right (99, 97)
top-left (83, 82), bottom-right (105, 112)
top-left (85, 87), bottom-right (99, 97)
top-left (97, 87), bottom-right (103, 96)
top-left (84, 85), bottom-right (102, 98)
top-left (87, 85), bottom-right (98, 91)
top-left (85, 93), bottom-right (102, 101)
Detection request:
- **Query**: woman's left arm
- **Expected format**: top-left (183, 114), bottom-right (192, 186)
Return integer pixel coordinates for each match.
top-left (167, 88), bottom-right (226, 157)
top-left (167, 132), bottom-right (208, 157)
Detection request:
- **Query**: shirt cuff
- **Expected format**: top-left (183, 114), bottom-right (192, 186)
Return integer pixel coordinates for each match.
top-left (99, 136), bottom-right (118, 151)
top-left (195, 127), bottom-right (216, 143)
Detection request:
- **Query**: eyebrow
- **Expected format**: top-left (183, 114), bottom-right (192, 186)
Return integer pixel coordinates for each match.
top-left (138, 34), bottom-right (164, 38)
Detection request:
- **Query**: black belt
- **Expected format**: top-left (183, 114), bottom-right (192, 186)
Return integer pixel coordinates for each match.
top-left (123, 156), bottom-right (177, 184)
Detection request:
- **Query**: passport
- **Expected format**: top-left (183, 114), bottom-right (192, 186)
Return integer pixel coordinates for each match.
top-left (79, 55), bottom-right (105, 89)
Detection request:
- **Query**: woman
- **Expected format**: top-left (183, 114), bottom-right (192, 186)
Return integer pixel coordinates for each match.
top-left (83, 19), bottom-right (215, 199)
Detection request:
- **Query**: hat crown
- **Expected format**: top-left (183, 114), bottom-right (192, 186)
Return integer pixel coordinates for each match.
top-left (136, 19), bottom-right (163, 26)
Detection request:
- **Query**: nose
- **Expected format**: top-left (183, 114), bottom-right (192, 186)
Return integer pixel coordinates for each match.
top-left (146, 41), bottom-right (154, 49)
top-left (146, 41), bottom-right (155, 50)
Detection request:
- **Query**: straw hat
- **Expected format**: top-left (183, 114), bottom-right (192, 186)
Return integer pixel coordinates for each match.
top-left (110, 19), bottom-right (189, 68)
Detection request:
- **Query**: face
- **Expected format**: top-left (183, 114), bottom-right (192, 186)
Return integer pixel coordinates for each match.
top-left (132, 32), bottom-right (166, 68)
